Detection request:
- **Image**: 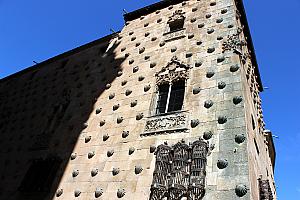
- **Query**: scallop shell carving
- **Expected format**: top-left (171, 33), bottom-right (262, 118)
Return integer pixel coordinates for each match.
top-left (117, 188), bottom-right (126, 198)
top-left (109, 93), bottom-right (115, 99)
top-left (204, 100), bottom-right (214, 109)
top-left (112, 168), bottom-right (120, 176)
top-left (217, 159), bottom-right (228, 169)
top-left (138, 76), bottom-right (145, 81)
top-left (103, 134), bottom-right (109, 141)
top-left (217, 56), bottom-right (225, 63)
top-left (191, 119), bottom-right (200, 128)
top-left (206, 71), bottom-right (215, 78)
top-left (150, 145), bottom-right (156, 153)
top-left (144, 85), bottom-right (151, 92)
top-left (150, 62), bottom-right (157, 68)
top-left (95, 188), bottom-right (103, 198)
top-left (99, 120), bottom-right (106, 126)
top-left (74, 189), bottom-right (81, 197)
top-left (72, 169), bottom-right (79, 177)
top-left (129, 147), bottom-right (135, 155)
top-left (125, 89), bottom-right (132, 96)
top-left (91, 168), bottom-right (99, 177)
top-left (56, 188), bottom-right (63, 197)
top-left (218, 81), bottom-right (226, 89)
top-left (117, 117), bottom-right (124, 124)
top-left (135, 165), bottom-right (143, 174)
top-left (107, 150), bottom-right (114, 157)
top-left (133, 66), bottom-right (139, 73)
top-left (230, 64), bottom-right (240, 72)
top-left (113, 104), bottom-right (120, 111)
top-left (193, 87), bottom-right (201, 94)
top-left (235, 184), bottom-right (248, 197)
top-left (203, 131), bottom-right (213, 140)
top-left (218, 116), bottom-right (227, 124)
top-left (70, 153), bottom-right (77, 160)
top-left (122, 131), bottom-right (129, 138)
top-left (235, 134), bottom-right (246, 144)
top-left (95, 108), bottom-right (102, 114)
top-left (85, 136), bottom-right (91, 143)
top-left (121, 80), bottom-right (127, 86)
top-left (130, 100), bottom-right (137, 107)
top-left (233, 96), bottom-right (243, 105)
top-left (136, 113), bottom-right (144, 120)
top-left (105, 83), bottom-right (111, 89)
top-left (88, 151), bottom-right (95, 159)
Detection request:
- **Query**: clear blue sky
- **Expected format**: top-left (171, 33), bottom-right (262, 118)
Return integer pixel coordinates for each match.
top-left (0, 0), bottom-right (299, 199)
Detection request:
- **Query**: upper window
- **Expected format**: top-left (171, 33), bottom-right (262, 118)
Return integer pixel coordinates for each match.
top-left (156, 80), bottom-right (185, 114)
top-left (167, 10), bottom-right (185, 32)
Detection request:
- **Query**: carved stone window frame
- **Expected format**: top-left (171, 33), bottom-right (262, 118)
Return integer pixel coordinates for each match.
top-left (150, 56), bottom-right (191, 117)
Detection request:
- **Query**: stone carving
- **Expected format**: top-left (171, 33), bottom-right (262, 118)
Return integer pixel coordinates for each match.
top-left (117, 188), bottom-right (126, 198)
top-left (149, 139), bottom-right (209, 200)
top-left (217, 159), bottom-right (228, 169)
top-left (139, 47), bottom-right (145, 54)
top-left (129, 147), bottom-right (135, 155)
top-left (95, 188), bottom-right (103, 198)
top-left (235, 184), bottom-right (248, 197)
top-left (117, 71), bottom-right (123, 77)
top-left (203, 131), bottom-right (213, 140)
top-left (150, 145), bottom-right (156, 153)
top-left (133, 66), bottom-right (139, 73)
top-left (206, 71), bottom-right (215, 78)
top-left (122, 131), bottom-right (129, 138)
top-left (125, 89), bottom-right (132, 96)
top-left (204, 100), bottom-right (214, 109)
top-left (259, 179), bottom-right (273, 199)
top-left (136, 113), bottom-right (144, 120)
top-left (117, 117), bottom-right (124, 124)
top-left (193, 87), bottom-right (201, 94)
top-left (138, 76), bottom-right (145, 81)
top-left (191, 119), bottom-right (200, 128)
top-left (91, 168), bottom-right (99, 177)
top-left (164, 29), bottom-right (186, 41)
top-left (112, 168), bottom-right (120, 176)
top-left (109, 93), bottom-right (115, 99)
top-left (150, 62), bottom-right (157, 68)
top-left (207, 28), bottom-right (214, 34)
top-left (72, 169), bottom-right (79, 177)
top-left (70, 153), bottom-right (77, 160)
top-left (144, 84), bottom-right (151, 92)
top-left (235, 134), bottom-right (246, 144)
top-left (74, 189), bottom-right (81, 197)
top-left (217, 56), bottom-right (225, 63)
top-left (143, 112), bottom-right (188, 135)
top-left (130, 100), bottom-right (138, 107)
top-left (156, 56), bottom-right (191, 85)
top-left (195, 61), bottom-right (202, 67)
top-left (99, 120), bottom-right (106, 126)
top-left (218, 81), bottom-right (226, 89)
top-left (95, 108), bottom-right (102, 114)
top-left (103, 134), bottom-right (109, 141)
top-left (222, 34), bottom-right (246, 54)
top-left (218, 116), bottom-right (227, 124)
top-left (168, 10), bottom-right (185, 25)
top-left (230, 64), bottom-right (240, 72)
top-left (85, 136), bottom-right (91, 143)
top-left (233, 96), bottom-right (243, 105)
top-left (186, 52), bottom-right (193, 58)
top-left (88, 151), bottom-right (95, 159)
top-left (107, 150), bottom-right (114, 157)
top-left (207, 47), bottom-right (215, 53)
top-left (135, 165), bottom-right (143, 174)
top-left (56, 188), bottom-right (63, 197)
top-left (105, 83), bottom-right (111, 89)
top-left (113, 104), bottom-right (120, 111)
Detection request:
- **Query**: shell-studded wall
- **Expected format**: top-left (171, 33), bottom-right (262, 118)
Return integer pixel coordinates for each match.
top-left (0, 0), bottom-right (276, 200)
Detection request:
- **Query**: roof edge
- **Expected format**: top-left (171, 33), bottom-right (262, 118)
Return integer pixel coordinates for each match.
top-left (0, 32), bottom-right (119, 82)
top-left (124, 0), bottom-right (185, 22)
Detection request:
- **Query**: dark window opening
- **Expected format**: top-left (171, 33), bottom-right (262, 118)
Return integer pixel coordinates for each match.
top-left (19, 158), bottom-right (61, 194)
top-left (254, 139), bottom-right (260, 155)
top-left (252, 115), bottom-right (256, 130)
top-left (169, 19), bottom-right (184, 32)
top-left (155, 81), bottom-right (185, 114)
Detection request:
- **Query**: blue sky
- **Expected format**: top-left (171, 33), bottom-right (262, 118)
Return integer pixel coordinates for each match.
top-left (0, 0), bottom-right (299, 199)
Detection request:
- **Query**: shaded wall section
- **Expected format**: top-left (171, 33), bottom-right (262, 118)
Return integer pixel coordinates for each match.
top-left (0, 32), bottom-right (123, 200)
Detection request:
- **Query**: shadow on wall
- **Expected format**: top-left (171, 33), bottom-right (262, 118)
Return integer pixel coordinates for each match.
top-left (0, 33), bottom-right (123, 200)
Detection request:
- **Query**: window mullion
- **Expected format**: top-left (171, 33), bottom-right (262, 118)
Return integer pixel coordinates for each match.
top-left (164, 83), bottom-right (172, 113)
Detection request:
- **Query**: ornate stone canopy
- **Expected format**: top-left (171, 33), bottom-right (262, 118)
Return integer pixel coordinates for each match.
top-left (167, 10), bottom-right (185, 24)
top-left (156, 56), bottom-right (191, 85)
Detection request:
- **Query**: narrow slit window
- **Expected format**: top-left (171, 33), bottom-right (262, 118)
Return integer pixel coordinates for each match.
top-left (156, 81), bottom-right (185, 114)
top-left (254, 139), bottom-right (260, 155)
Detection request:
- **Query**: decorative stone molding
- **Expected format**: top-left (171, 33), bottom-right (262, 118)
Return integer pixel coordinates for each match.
top-left (235, 184), bottom-right (248, 197)
top-left (156, 56), bottom-right (191, 85)
top-left (163, 29), bottom-right (186, 41)
top-left (142, 111), bottom-right (188, 136)
top-left (259, 179), bottom-right (274, 199)
top-left (222, 34), bottom-right (246, 54)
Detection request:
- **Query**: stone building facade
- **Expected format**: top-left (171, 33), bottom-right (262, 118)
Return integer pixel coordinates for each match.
top-left (0, 0), bottom-right (276, 199)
